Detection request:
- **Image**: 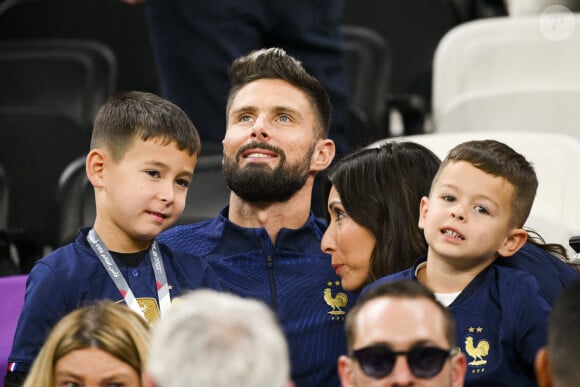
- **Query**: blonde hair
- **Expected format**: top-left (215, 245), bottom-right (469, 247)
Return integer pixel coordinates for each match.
top-left (23, 301), bottom-right (150, 387)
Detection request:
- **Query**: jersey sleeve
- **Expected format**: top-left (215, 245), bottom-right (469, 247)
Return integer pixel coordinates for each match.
top-left (511, 273), bottom-right (550, 364)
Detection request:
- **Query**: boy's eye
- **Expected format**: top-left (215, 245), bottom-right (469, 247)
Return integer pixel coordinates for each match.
top-left (474, 205), bottom-right (489, 215)
top-left (146, 170), bottom-right (160, 178)
top-left (334, 209), bottom-right (346, 221)
top-left (176, 178), bottom-right (190, 188)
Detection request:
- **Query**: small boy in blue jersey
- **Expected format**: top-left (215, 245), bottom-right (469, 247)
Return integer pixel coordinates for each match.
top-left (5, 91), bottom-right (221, 386)
top-left (368, 140), bottom-right (550, 386)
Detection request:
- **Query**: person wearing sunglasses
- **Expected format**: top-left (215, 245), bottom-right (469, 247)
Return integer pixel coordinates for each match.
top-left (339, 279), bottom-right (466, 386)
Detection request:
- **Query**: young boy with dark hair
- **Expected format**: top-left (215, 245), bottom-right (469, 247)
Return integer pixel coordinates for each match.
top-left (368, 140), bottom-right (551, 386)
top-left (5, 91), bottom-right (221, 386)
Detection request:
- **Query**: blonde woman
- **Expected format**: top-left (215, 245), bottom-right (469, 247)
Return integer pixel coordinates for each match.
top-left (23, 301), bottom-right (149, 387)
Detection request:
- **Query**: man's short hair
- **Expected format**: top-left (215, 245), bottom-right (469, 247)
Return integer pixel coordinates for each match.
top-left (226, 47), bottom-right (332, 139)
top-left (346, 281), bottom-right (457, 351)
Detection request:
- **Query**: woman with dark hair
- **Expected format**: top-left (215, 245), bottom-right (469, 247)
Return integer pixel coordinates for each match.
top-left (321, 142), bottom-right (440, 291)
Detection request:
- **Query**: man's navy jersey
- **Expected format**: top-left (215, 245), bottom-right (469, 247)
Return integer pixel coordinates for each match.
top-left (159, 206), bottom-right (358, 387)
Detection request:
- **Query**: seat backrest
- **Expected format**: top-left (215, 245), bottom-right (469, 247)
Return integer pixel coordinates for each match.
top-left (341, 25), bottom-right (391, 146)
top-left (440, 89), bottom-right (580, 135)
top-left (344, 0), bottom-right (460, 109)
top-left (0, 164), bottom-right (8, 231)
top-left (432, 14), bottom-right (580, 133)
top-left (0, 0), bottom-right (158, 95)
top-left (179, 154), bottom-right (230, 225)
top-left (47, 156), bottom-right (94, 249)
top-left (0, 274), bottom-right (27, 383)
top-left (0, 39), bottom-right (116, 132)
top-left (0, 108), bottom-right (90, 251)
top-left (370, 131), bottom-right (580, 256)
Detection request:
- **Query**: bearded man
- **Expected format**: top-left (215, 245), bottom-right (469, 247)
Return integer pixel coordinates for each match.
top-left (158, 48), bottom-right (357, 387)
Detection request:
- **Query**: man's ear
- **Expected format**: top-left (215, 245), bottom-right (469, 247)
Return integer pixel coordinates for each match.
top-left (86, 149), bottom-right (106, 188)
top-left (338, 355), bottom-right (355, 387)
top-left (534, 347), bottom-right (553, 387)
top-left (418, 196), bottom-right (430, 229)
top-left (451, 352), bottom-right (467, 387)
top-left (310, 139), bottom-right (335, 172)
top-left (497, 227), bottom-right (527, 257)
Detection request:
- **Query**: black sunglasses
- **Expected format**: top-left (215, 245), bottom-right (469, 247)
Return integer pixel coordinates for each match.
top-left (352, 345), bottom-right (458, 379)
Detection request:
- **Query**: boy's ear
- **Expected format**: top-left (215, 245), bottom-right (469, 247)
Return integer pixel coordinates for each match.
top-left (534, 347), bottom-right (553, 387)
top-left (497, 227), bottom-right (528, 257)
top-left (142, 371), bottom-right (158, 387)
top-left (310, 139), bottom-right (335, 172)
top-left (86, 149), bottom-right (106, 188)
top-left (418, 196), bottom-right (430, 229)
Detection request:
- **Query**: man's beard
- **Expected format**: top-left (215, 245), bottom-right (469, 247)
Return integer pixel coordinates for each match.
top-left (223, 141), bottom-right (314, 203)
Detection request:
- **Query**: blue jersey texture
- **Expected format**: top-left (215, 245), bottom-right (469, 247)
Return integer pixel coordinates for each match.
top-left (158, 206), bottom-right (358, 387)
top-left (495, 242), bottom-right (579, 304)
top-left (365, 256), bottom-right (550, 387)
top-left (8, 227), bottom-right (221, 373)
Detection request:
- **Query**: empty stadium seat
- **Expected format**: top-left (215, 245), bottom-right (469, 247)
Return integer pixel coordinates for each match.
top-left (179, 154), bottom-right (230, 225)
top-left (341, 25), bottom-right (391, 147)
top-left (432, 14), bottom-right (580, 137)
top-left (0, 108), bottom-right (90, 266)
top-left (0, 164), bottom-right (8, 232)
top-left (0, 38), bottom-right (117, 132)
top-left (46, 156), bottom-right (94, 248)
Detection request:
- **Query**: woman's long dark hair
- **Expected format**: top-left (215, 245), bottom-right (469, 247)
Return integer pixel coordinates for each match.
top-left (324, 141), bottom-right (441, 283)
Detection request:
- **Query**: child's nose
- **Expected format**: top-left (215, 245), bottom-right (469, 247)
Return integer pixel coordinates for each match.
top-left (159, 182), bottom-right (175, 204)
top-left (451, 204), bottom-right (466, 221)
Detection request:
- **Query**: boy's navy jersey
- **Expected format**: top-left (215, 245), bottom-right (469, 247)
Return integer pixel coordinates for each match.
top-left (495, 242), bottom-right (579, 304)
top-left (365, 257), bottom-right (550, 387)
top-left (7, 228), bottom-right (221, 373)
top-left (159, 206), bottom-right (358, 387)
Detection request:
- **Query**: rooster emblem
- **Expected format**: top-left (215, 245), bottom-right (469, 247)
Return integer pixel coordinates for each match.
top-left (464, 336), bottom-right (490, 366)
top-left (324, 287), bottom-right (348, 315)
